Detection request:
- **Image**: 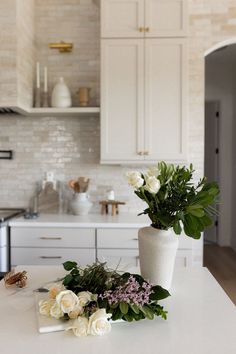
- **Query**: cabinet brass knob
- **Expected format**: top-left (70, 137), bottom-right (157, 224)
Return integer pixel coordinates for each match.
top-left (137, 151), bottom-right (143, 156)
top-left (143, 151), bottom-right (149, 156)
top-left (145, 27), bottom-right (150, 32)
top-left (139, 27), bottom-right (144, 32)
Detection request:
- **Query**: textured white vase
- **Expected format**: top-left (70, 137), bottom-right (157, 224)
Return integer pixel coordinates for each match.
top-left (51, 77), bottom-right (72, 108)
top-left (138, 227), bottom-right (179, 290)
top-left (70, 193), bottom-right (92, 215)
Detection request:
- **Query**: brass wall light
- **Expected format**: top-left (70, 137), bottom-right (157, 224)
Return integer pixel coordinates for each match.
top-left (49, 41), bottom-right (73, 53)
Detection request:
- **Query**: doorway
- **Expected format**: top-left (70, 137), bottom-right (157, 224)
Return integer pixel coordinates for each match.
top-left (205, 43), bottom-right (236, 248)
top-left (204, 100), bottom-right (219, 244)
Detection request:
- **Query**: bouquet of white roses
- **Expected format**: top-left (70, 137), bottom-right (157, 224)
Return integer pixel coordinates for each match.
top-left (127, 161), bottom-right (219, 239)
top-left (39, 261), bottom-right (170, 337)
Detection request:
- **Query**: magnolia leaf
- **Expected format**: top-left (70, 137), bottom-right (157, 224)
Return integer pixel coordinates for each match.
top-left (149, 286), bottom-right (171, 301)
top-left (173, 220), bottom-right (182, 235)
top-left (130, 304), bottom-right (140, 314)
top-left (119, 302), bottom-right (129, 315)
top-left (63, 274), bottom-right (73, 286)
top-left (140, 306), bottom-right (154, 320)
top-left (63, 261), bottom-right (77, 271)
top-left (188, 208), bottom-right (205, 217)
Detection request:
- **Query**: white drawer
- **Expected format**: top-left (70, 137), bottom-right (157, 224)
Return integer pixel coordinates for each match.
top-left (11, 247), bottom-right (95, 267)
top-left (97, 249), bottom-right (139, 269)
top-left (175, 250), bottom-right (193, 268)
top-left (11, 227), bottom-right (95, 248)
top-left (97, 228), bottom-right (193, 250)
top-left (97, 228), bottom-right (139, 249)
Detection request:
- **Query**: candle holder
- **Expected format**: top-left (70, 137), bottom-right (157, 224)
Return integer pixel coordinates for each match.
top-left (35, 87), bottom-right (41, 108)
top-left (42, 92), bottom-right (49, 108)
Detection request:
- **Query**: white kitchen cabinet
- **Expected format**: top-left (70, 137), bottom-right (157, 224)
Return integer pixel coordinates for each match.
top-left (11, 248), bottom-right (95, 267)
top-left (101, 0), bottom-right (187, 38)
top-left (10, 227), bottom-right (96, 267)
top-left (101, 38), bottom-right (187, 163)
top-left (96, 228), bottom-right (193, 268)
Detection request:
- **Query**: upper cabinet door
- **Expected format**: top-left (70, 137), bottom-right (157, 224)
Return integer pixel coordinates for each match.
top-left (145, 0), bottom-right (188, 37)
top-left (144, 38), bottom-right (187, 162)
top-left (100, 39), bottom-right (145, 163)
top-left (101, 0), bottom-right (145, 38)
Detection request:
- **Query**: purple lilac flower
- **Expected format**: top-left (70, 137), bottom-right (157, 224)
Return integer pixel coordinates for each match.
top-left (101, 276), bottom-right (153, 307)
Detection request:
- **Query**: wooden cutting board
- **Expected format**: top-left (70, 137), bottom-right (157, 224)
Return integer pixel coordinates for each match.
top-left (38, 182), bottom-right (59, 214)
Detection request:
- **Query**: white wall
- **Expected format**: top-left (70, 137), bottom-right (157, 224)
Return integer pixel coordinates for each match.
top-left (205, 46), bottom-right (236, 247)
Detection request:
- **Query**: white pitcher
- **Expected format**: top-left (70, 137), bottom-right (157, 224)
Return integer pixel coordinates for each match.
top-left (70, 193), bottom-right (92, 215)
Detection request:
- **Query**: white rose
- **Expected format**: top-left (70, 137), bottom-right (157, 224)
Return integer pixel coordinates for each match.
top-left (50, 302), bottom-right (64, 319)
top-left (146, 166), bottom-right (159, 177)
top-left (88, 309), bottom-right (112, 336)
top-left (48, 284), bottom-right (65, 299)
top-left (126, 171), bottom-right (144, 189)
top-left (39, 299), bottom-right (55, 317)
top-left (77, 291), bottom-right (93, 307)
top-left (56, 290), bottom-right (79, 314)
top-left (68, 305), bottom-right (84, 319)
top-left (144, 176), bottom-right (161, 194)
top-left (69, 316), bottom-right (89, 337)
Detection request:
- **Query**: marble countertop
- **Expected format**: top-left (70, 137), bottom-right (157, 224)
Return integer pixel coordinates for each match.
top-left (9, 213), bottom-right (150, 228)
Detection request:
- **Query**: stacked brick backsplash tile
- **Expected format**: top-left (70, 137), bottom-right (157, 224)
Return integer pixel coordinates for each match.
top-left (1, 0), bottom-right (236, 222)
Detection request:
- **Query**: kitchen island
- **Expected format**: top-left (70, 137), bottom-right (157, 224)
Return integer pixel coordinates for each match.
top-left (0, 266), bottom-right (235, 354)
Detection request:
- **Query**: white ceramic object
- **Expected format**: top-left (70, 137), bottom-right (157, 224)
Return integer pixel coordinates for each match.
top-left (70, 193), bottom-right (92, 216)
top-left (51, 77), bottom-right (72, 108)
top-left (138, 227), bottom-right (179, 290)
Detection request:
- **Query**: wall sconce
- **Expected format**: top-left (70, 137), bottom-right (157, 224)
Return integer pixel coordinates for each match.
top-left (49, 41), bottom-right (73, 53)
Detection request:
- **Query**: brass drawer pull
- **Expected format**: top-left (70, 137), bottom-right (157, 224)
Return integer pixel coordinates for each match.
top-left (145, 27), bottom-right (150, 32)
top-left (40, 237), bottom-right (62, 240)
top-left (132, 238), bottom-right (138, 241)
top-left (137, 151), bottom-right (143, 156)
top-left (143, 151), bottom-right (149, 156)
top-left (39, 256), bottom-right (62, 259)
top-left (139, 27), bottom-right (144, 32)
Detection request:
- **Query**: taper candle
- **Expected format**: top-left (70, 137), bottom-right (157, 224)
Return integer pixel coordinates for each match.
top-left (36, 62), bottom-right (40, 89)
top-left (44, 66), bottom-right (48, 92)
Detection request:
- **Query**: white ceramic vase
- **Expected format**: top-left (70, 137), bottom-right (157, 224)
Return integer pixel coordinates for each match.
top-left (51, 77), bottom-right (72, 108)
top-left (138, 227), bottom-right (179, 290)
top-left (70, 193), bottom-right (92, 216)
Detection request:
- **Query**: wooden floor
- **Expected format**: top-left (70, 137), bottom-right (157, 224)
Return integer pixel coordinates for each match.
top-left (204, 244), bottom-right (236, 305)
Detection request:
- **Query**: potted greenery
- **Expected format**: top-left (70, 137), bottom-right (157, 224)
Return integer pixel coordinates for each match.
top-left (127, 161), bottom-right (219, 289)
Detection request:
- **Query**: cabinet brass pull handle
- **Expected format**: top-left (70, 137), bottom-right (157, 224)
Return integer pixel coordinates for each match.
top-left (40, 237), bottom-right (62, 240)
top-left (132, 238), bottom-right (138, 241)
top-left (137, 151), bottom-right (143, 156)
top-left (139, 27), bottom-right (144, 32)
top-left (145, 27), bottom-right (150, 32)
top-left (39, 256), bottom-right (62, 259)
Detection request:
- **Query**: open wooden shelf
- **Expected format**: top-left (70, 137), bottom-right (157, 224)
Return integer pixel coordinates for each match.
top-left (14, 106), bottom-right (100, 117)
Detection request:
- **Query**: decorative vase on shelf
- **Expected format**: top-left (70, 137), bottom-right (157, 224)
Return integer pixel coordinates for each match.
top-left (51, 77), bottom-right (72, 108)
top-left (70, 193), bottom-right (92, 216)
top-left (138, 227), bottom-right (179, 290)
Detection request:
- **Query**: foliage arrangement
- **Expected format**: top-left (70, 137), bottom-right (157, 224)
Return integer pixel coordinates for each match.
top-left (127, 161), bottom-right (219, 239)
top-left (39, 261), bottom-right (170, 337)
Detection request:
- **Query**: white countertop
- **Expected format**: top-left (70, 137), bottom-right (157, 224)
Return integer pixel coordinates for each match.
top-left (9, 213), bottom-right (150, 228)
top-left (0, 266), bottom-right (235, 354)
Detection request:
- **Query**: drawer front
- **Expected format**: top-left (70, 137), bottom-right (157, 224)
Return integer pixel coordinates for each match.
top-left (11, 248), bottom-right (95, 267)
top-left (11, 227), bottom-right (95, 248)
top-left (175, 250), bottom-right (193, 268)
top-left (97, 228), bottom-right (192, 249)
top-left (97, 249), bottom-right (192, 271)
top-left (97, 249), bottom-right (139, 270)
top-left (97, 228), bottom-right (139, 249)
